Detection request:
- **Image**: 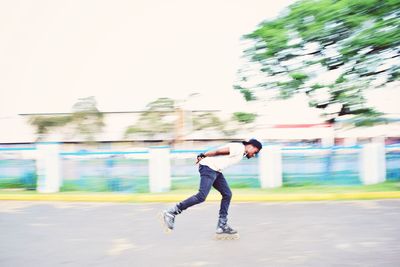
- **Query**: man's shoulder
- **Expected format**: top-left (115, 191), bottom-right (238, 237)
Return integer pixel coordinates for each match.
top-left (228, 142), bottom-right (243, 147)
top-left (227, 142), bottom-right (245, 155)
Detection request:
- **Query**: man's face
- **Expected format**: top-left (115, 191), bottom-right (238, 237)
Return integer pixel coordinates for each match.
top-left (245, 145), bottom-right (260, 159)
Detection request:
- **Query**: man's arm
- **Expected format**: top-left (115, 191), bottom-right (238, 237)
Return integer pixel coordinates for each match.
top-left (196, 147), bottom-right (230, 164)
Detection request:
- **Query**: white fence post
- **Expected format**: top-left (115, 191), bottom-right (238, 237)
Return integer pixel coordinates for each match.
top-left (359, 142), bottom-right (386, 185)
top-left (259, 145), bottom-right (282, 188)
top-left (36, 142), bottom-right (62, 193)
top-left (149, 146), bottom-right (171, 193)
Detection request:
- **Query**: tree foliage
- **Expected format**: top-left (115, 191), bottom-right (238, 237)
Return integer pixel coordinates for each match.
top-left (29, 115), bottom-right (72, 135)
top-left (237, 0), bottom-right (399, 125)
top-left (29, 96), bottom-right (104, 141)
top-left (125, 98), bottom-right (176, 138)
top-left (70, 96), bottom-right (104, 141)
top-left (125, 97), bottom-right (252, 138)
top-left (192, 112), bottom-right (226, 131)
top-left (232, 112), bottom-right (257, 124)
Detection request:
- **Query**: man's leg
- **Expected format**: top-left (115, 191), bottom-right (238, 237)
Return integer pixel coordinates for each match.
top-left (212, 172), bottom-right (232, 221)
top-left (161, 165), bottom-right (217, 231)
top-left (212, 172), bottom-right (238, 238)
top-left (177, 165), bottom-right (217, 211)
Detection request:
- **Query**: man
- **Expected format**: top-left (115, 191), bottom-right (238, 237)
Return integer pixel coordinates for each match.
top-left (160, 139), bottom-right (262, 239)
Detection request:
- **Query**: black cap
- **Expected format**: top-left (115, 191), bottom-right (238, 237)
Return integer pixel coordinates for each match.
top-left (242, 139), bottom-right (262, 151)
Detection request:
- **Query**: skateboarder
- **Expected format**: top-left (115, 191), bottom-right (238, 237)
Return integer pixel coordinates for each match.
top-left (160, 139), bottom-right (262, 239)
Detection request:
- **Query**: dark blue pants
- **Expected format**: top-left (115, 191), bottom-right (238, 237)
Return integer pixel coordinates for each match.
top-left (177, 164), bottom-right (232, 219)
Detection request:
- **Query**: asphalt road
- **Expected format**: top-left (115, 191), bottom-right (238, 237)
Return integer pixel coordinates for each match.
top-left (0, 200), bottom-right (399, 267)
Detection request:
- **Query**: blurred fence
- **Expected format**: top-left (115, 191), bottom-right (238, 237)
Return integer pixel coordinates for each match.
top-left (0, 145), bottom-right (399, 192)
top-left (282, 147), bottom-right (361, 186)
top-left (0, 147), bottom-right (37, 190)
top-left (0, 159), bottom-right (36, 189)
top-left (60, 155), bottom-right (149, 192)
top-left (386, 145), bottom-right (400, 181)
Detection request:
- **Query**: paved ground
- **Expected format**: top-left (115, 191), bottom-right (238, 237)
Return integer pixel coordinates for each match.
top-left (0, 200), bottom-right (399, 267)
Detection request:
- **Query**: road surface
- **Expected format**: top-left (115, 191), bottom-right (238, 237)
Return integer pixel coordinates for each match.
top-left (1, 200), bottom-right (399, 266)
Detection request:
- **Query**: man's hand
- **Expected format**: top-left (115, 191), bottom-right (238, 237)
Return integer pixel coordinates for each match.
top-left (196, 153), bottom-right (206, 164)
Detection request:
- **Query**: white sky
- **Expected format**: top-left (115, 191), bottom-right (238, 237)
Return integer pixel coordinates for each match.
top-left (0, 0), bottom-right (295, 117)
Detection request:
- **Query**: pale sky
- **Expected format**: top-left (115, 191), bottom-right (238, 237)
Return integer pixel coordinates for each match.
top-left (0, 0), bottom-right (295, 117)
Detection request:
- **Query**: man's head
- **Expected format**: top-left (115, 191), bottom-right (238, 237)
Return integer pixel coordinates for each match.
top-left (242, 139), bottom-right (262, 159)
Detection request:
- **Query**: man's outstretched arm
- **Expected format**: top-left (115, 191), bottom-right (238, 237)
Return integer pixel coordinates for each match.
top-left (196, 147), bottom-right (230, 164)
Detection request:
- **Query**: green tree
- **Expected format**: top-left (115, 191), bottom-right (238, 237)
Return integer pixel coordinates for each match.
top-left (70, 96), bottom-right (105, 142)
top-left (232, 112), bottom-right (257, 124)
top-left (192, 112), bottom-right (226, 131)
top-left (29, 115), bottom-right (72, 137)
top-left (125, 97), bottom-right (176, 138)
top-left (237, 0), bottom-right (399, 125)
top-left (125, 98), bottom-right (237, 138)
top-left (29, 96), bottom-right (104, 141)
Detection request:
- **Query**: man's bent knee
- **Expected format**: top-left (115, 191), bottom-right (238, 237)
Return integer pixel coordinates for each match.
top-left (195, 192), bottom-right (207, 203)
top-left (223, 191), bottom-right (232, 200)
